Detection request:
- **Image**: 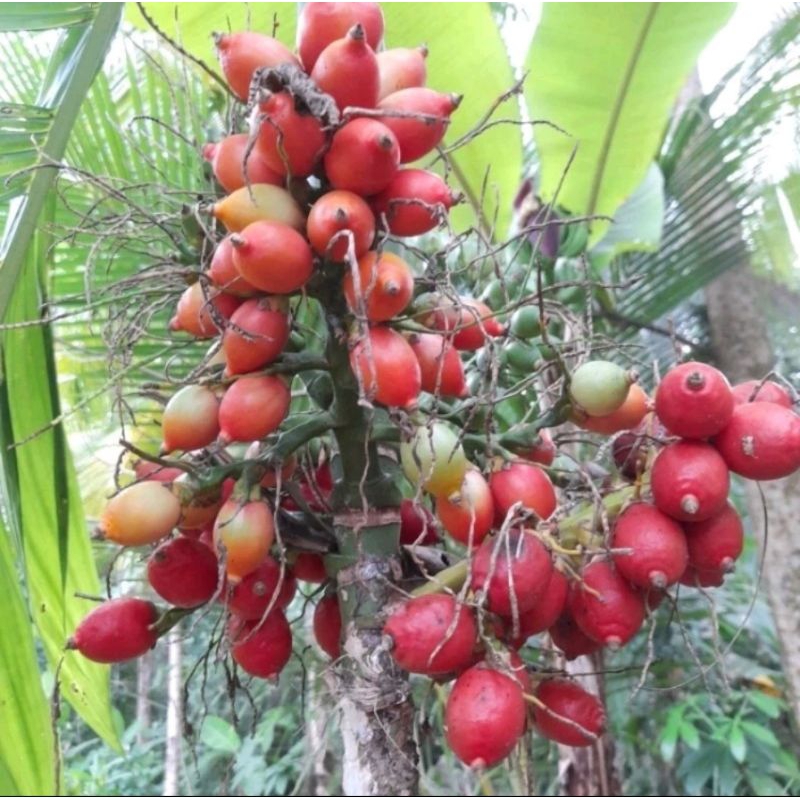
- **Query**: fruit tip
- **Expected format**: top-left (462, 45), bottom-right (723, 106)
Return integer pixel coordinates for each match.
top-left (229, 233), bottom-right (247, 249)
top-left (680, 494), bottom-right (700, 515)
top-left (649, 571), bottom-right (667, 590)
top-left (417, 44), bottom-right (429, 58)
top-left (202, 142), bottom-right (216, 162)
top-left (605, 636), bottom-right (622, 650)
top-left (65, 636), bottom-right (77, 651)
top-left (347, 22), bottom-right (366, 42)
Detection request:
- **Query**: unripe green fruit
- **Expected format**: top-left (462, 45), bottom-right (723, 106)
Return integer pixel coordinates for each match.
top-left (569, 360), bottom-right (632, 416)
top-left (509, 306), bottom-right (542, 339)
top-left (503, 341), bottom-right (540, 374)
top-left (400, 421), bottom-right (468, 496)
top-left (480, 278), bottom-right (505, 311)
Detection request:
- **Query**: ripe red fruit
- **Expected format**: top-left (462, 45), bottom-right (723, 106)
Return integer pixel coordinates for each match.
top-left (611, 502), bottom-right (688, 588)
top-left (230, 612), bottom-right (293, 678)
top-left (208, 236), bottom-right (258, 297)
top-left (713, 402), bottom-right (800, 480)
top-left (679, 565), bottom-right (726, 588)
top-left (420, 296), bottom-right (504, 350)
top-left (147, 537), bottom-right (219, 608)
top-left (408, 332), bottom-right (468, 398)
top-left (651, 440), bottom-right (730, 521)
top-left (377, 46), bottom-right (427, 100)
top-left (732, 379), bottom-right (792, 408)
top-left (514, 429), bottom-right (557, 467)
top-left (549, 610), bottom-right (601, 661)
top-left (378, 88), bottom-right (461, 162)
top-left (324, 118), bottom-right (400, 196)
top-left (533, 679), bottom-right (606, 747)
top-left (313, 594), bottom-right (342, 659)
top-left (569, 561), bottom-right (645, 647)
top-left (292, 552), bottom-right (328, 583)
top-left (225, 557), bottom-right (296, 619)
top-left (169, 283), bottom-right (240, 338)
top-left (343, 250), bottom-right (414, 322)
top-left (579, 384), bottom-right (649, 436)
top-left (471, 530), bottom-right (553, 616)
top-left (307, 190), bottom-right (375, 261)
top-left (349, 326), bottom-right (421, 408)
top-left (218, 375), bottom-right (291, 443)
top-left (384, 593), bottom-right (477, 675)
top-left (372, 169), bottom-right (457, 236)
top-left (162, 385), bottom-right (220, 453)
top-left (252, 91), bottom-right (327, 177)
top-left (202, 135), bottom-right (282, 193)
top-left (489, 462), bottom-right (557, 524)
top-left (445, 665), bottom-right (526, 768)
top-left (399, 499), bottom-right (438, 545)
top-left (133, 458), bottom-right (184, 484)
top-left (214, 497), bottom-right (274, 582)
top-left (222, 297), bottom-right (290, 375)
top-left (514, 568), bottom-right (570, 640)
top-left (214, 31), bottom-right (299, 101)
top-left (297, 2), bottom-right (384, 72)
top-left (231, 221), bottom-right (314, 295)
top-left (654, 361), bottom-right (734, 439)
top-left (100, 482), bottom-right (182, 547)
top-left (70, 598), bottom-right (158, 663)
top-left (683, 502), bottom-right (744, 575)
top-left (435, 469), bottom-right (493, 546)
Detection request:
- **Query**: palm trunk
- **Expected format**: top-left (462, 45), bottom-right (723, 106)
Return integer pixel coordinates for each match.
top-left (163, 625), bottom-right (182, 797)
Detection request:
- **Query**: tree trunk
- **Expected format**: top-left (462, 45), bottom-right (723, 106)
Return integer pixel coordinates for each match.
top-left (163, 625), bottom-right (182, 797)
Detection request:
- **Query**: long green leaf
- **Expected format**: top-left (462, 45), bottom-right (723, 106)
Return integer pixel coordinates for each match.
top-left (525, 2), bottom-right (734, 241)
top-left (0, 3), bottom-right (96, 32)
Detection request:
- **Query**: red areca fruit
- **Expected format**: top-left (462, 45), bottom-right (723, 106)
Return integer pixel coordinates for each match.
top-left (313, 593), bottom-right (342, 659)
top-left (69, 598), bottom-right (158, 664)
top-left (417, 295), bottom-right (504, 350)
top-left (147, 537), bottom-right (219, 608)
top-left (311, 24), bottom-right (379, 111)
top-left (292, 552), bottom-right (328, 583)
top-left (307, 190), bottom-right (375, 261)
top-left (297, 2), bottom-right (384, 72)
top-left (211, 184), bottom-right (305, 233)
top-left (514, 568), bottom-right (570, 640)
top-left (651, 440), bottom-right (730, 521)
top-left (252, 91), bottom-right (327, 177)
top-left (384, 593), bottom-right (477, 675)
top-left (214, 497), bottom-right (274, 582)
top-left (218, 375), bottom-right (291, 443)
top-left (324, 118), bottom-right (400, 196)
top-left (231, 221), bottom-right (314, 294)
top-left (162, 385), bottom-right (220, 453)
top-left (511, 428), bottom-right (557, 467)
top-left (655, 361), bottom-right (734, 439)
top-left (611, 502), bottom-right (688, 589)
top-left (133, 458), bottom-right (184, 485)
top-left (100, 482), bottom-right (181, 547)
top-left (679, 565), bottom-right (727, 589)
top-left (683, 502), bottom-right (744, 575)
top-left (208, 236), bottom-right (258, 297)
top-left (549, 610), bottom-right (601, 661)
top-left (435, 469), bottom-right (493, 546)
top-left (378, 88), bottom-right (461, 162)
top-left (713, 402), bottom-right (800, 480)
top-left (569, 561), bottom-right (645, 648)
top-left (533, 679), bottom-right (606, 747)
top-left (731, 379), bottom-right (792, 408)
top-left (579, 384), bottom-right (649, 435)
top-left (398, 499), bottom-right (438, 545)
top-left (230, 612), bottom-right (293, 678)
top-left (226, 556), bottom-right (296, 619)
top-left (214, 31), bottom-right (299, 101)
top-left (372, 169), bottom-right (457, 236)
top-left (489, 461), bottom-right (557, 524)
top-left (377, 46), bottom-right (427, 100)
top-left (202, 134), bottom-right (282, 193)
top-left (170, 283), bottom-right (240, 338)
top-left (408, 332), bottom-right (468, 398)
top-left (343, 250), bottom-right (414, 322)
top-left (222, 297), bottom-right (291, 375)
top-left (349, 326), bottom-right (421, 408)
top-left (445, 665), bottom-right (526, 768)
top-left (471, 529), bottom-right (553, 616)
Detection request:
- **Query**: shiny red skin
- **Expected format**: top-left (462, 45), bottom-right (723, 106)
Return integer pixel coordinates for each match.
top-left (548, 610), bottom-right (601, 661)
top-left (208, 236), bottom-right (258, 297)
top-left (513, 568), bottom-right (570, 641)
top-left (679, 565), bottom-right (726, 588)
top-left (712, 402), bottom-right (800, 480)
top-left (399, 499), bottom-right (438, 545)
top-left (519, 429), bottom-right (556, 467)
top-left (377, 46), bottom-right (427, 100)
top-left (324, 118), bottom-right (400, 196)
top-left (307, 190), bottom-right (376, 261)
top-left (683, 502), bottom-right (744, 574)
top-left (655, 361), bottom-right (734, 439)
top-left (292, 552), bottom-right (328, 584)
top-left (71, 598), bottom-right (158, 663)
top-left (471, 530), bottom-right (553, 617)
top-left (732, 380), bottom-right (792, 408)
top-left (203, 136), bottom-right (282, 194)
top-left (384, 593), bottom-right (477, 675)
top-left (611, 502), bottom-right (688, 588)
top-left (489, 462), bottom-right (557, 524)
top-left (651, 440), bottom-right (730, 522)
top-left (311, 26), bottom-right (379, 111)
top-left (169, 283), bottom-right (240, 338)
top-left (435, 469), bottom-right (493, 547)
top-left (445, 665), bottom-right (526, 768)
top-left (297, 2), bottom-right (384, 72)
top-left (533, 679), bottom-right (606, 747)
top-left (253, 92), bottom-right (327, 178)
top-left (215, 32), bottom-right (299, 101)
top-left (218, 375), bottom-right (291, 443)
top-left (569, 561), bottom-right (645, 647)
top-left (147, 537), bottom-right (220, 608)
top-left (409, 332), bottom-right (468, 398)
top-left (313, 594), bottom-right (342, 659)
top-left (222, 297), bottom-right (290, 375)
top-left (230, 612), bottom-right (293, 678)
top-left (377, 88), bottom-right (459, 162)
top-left (226, 557), bottom-right (296, 619)
top-left (424, 298), bottom-right (504, 351)
top-left (349, 326), bottom-right (421, 408)
top-left (372, 169), bottom-right (455, 236)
